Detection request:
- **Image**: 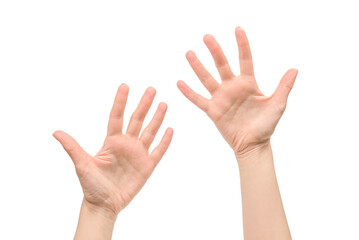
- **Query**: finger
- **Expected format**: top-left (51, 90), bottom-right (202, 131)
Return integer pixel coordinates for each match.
top-left (186, 50), bottom-right (219, 94)
top-left (203, 34), bottom-right (235, 80)
top-left (150, 127), bottom-right (173, 165)
top-left (107, 84), bottom-right (129, 136)
top-left (53, 130), bottom-right (88, 167)
top-left (272, 69), bottom-right (298, 109)
top-left (140, 102), bottom-right (168, 149)
top-left (126, 87), bottom-right (156, 137)
top-left (235, 27), bottom-right (254, 76)
top-left (177, 80), bottom-right (209, 112)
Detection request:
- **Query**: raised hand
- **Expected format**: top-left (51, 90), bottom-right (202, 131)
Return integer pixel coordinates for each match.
top-left (54, 84), bottom-right (173, 215)
top-left (177, 27), bottom-right (298, 158)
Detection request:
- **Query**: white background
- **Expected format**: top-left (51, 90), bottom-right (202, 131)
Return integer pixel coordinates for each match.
top-left (1, 0), bottom-right (358, 239)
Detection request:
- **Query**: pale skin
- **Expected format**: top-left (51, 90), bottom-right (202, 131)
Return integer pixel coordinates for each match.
top-left (53, 27), bottom-right (296, 239)
top-left (53, 85), bottom-right (173, 240)
top-left (177, 27), bottom-right (298, 239)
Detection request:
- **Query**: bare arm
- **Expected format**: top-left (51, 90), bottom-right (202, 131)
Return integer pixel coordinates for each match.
top-left (177, 27), bottom-right (297, 239)
top-left (54, 84), bottom-right (173, 240)
top-left (74, 200), bottom-right (117, 239)
top-left (237, 142), bottom-right (291, 239)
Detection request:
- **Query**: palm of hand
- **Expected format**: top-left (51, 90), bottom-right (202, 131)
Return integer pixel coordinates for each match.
top-left (208, 75), bottom-right (282, 154)
top-left (178, 27), bottom-right (298, 156)
top-left (54, 85), bottom-right (173, 214)
top-left (78, 136), bottom-right (151, 214)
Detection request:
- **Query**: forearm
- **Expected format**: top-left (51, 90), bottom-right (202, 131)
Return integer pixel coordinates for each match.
top-left (74, 199), bottom-right (117, 240)
top-left (237, 142), bottom-right (291, 240)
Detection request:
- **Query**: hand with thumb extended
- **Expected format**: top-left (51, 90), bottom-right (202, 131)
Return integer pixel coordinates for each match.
top-left (54, 84), bottom-right (173, 215)
top-left (177, 27), bottom-right (298, 159)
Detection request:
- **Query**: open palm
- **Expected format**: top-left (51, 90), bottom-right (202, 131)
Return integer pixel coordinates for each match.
top-left (177, 27), bottom-right (298, 157)
top-left (54, 84), bottom-right (173, 214)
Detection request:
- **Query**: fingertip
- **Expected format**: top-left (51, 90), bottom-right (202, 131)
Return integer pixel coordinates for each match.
top-left (293, 68), bottom-right (299, 76)
top-left (52, 131), bottom-right (70, 146)
top-left (165, 127), bottom-right (174, 141)
top-left (203, 34), bottom-right (213, 43)
top-left (117, 84), bottom-right (129, 97)
top-left (235, 26), bottom-right (246, 39)
top-left (235, 26), bottom-right (244, 32)
top-left (53, 130), bottom-right (60, 138)
top-left (167, 127), bottom-right (174, 136)
top-left (159, 102), bottom-right (168, 111)
top-left (120, 83), bottom-right (128, 88)
top-left (185, 50), bottom-right (195, 60)
top-left (146, 86), bottom-right (156, 96)
top-left (287, 68), bottom-right (299, 79)
top-left (53, 130), bottom-right (65, 139)
top-left (235, 27), bottom-right (240, 35)
top-left (177, 80), bottom-right (185, 89)
top-left (288, 68), bottom-right (298, 72)
top-left (120, 83), bottom-right (129, 92)
top-left (177, 80), bottom-right (190, 94)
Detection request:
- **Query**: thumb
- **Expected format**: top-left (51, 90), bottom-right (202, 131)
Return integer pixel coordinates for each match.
top-left (272, 68), bottom-right (298, 107)
top-left (53, 130), bottom-right (88, 167)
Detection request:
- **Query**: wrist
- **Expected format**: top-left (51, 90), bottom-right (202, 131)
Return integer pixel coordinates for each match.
top-left (234, 140), bottom-right (273, 170)
top-left (74, 199), bottom-right (118, 240)
top-left (81, 199), bottom-right (118, 224)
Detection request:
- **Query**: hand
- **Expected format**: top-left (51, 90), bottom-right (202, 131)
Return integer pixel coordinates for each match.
top-left (177, 27), bottom-right (298, 158)
top-left (54, 84), bottom-right (173, 215)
